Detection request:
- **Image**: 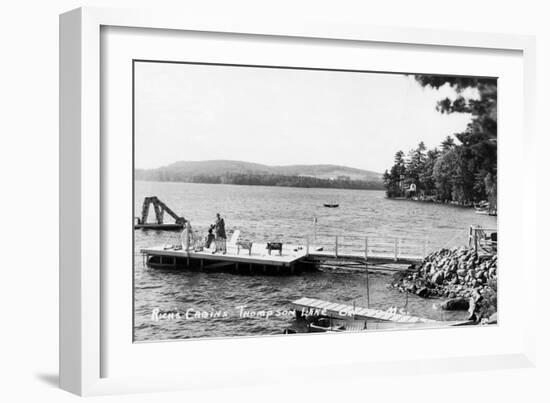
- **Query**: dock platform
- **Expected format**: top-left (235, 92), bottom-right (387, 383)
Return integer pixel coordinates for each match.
top-left (291, 297), bottom-right (436, 323)
top-left (290, 297), bottom-right (472, 328)
top-left (141, 238), bottom-right (425, 274)
top-left (307, 250), bottom-right (422, 265)
top-left (140, 243), bottom-right (309, 274)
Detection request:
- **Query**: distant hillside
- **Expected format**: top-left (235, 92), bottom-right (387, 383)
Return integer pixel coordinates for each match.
top-left (135, 160), bottom-right (384, 190)
top-left (271, 164), bottom-right (382, 181)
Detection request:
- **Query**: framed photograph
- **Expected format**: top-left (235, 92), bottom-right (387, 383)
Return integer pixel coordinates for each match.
top-left (60, 7), bottom-right (537, 396)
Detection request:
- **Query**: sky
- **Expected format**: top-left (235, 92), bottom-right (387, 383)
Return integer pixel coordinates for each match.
top-left (134, 61), bottom-right (474, 173)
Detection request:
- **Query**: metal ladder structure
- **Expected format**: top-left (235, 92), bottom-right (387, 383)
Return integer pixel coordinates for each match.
top-left (135, 196), bottom-right (186, 230)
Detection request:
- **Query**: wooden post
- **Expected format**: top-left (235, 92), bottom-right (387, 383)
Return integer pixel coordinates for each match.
top-left (365, 265), bottom-right (370, 308)
top-left (185, 232), bottom-right (190, 267)
top-left (366, 269), bottom-right (370, 308)
top-left (394, 238), bottom-right (398, 261)
top-left (364, 236), bottom-right (370, 306)
top-left (423, 238), bottom-right (427, 257)
top-left (306, 236), bottom-right (310, 256)
top-left (335, 236), bottom-right (339, 258)
top-left (313, 216), bottom-right (317, 242)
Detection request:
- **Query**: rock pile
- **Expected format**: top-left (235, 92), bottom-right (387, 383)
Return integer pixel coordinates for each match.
top-left (390, 246), bottom-right (497, 322)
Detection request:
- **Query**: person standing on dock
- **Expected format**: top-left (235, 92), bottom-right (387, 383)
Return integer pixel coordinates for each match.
top-left (205, 225), bottom-right (215, 249)
top-left (214, 213), bottom-right (227, 254)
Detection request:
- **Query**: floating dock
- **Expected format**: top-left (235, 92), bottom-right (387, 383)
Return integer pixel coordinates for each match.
top-left (135, 223), bottom-right (183, 231)
top-left (140, 242), bottom-right (309, 274)
top-left (134, 196), bottom-right (186, 231)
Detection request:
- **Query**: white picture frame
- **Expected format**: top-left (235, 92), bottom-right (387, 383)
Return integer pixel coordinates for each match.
top-left (60, 6), bottom-right (537, 396)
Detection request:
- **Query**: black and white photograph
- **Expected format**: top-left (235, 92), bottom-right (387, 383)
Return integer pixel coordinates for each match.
top-left (133, 60), bottom-right (498, 341)
top-left (5, 0), bottom-right (549, 400)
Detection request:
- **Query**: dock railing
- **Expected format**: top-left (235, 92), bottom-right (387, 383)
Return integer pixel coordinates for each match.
top-left (468, 225), bottom-right (497, 254)
top-left (306, 234), bottom-right (430, 262)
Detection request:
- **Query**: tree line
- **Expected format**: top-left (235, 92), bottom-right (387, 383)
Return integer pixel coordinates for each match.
top-left (135, 171), bottom-right (385, 191)
top-left (383, 75), bottom-right (497, 209)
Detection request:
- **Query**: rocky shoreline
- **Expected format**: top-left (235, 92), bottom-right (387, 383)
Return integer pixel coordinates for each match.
top-left (389, 247), bottom-right (497, 323)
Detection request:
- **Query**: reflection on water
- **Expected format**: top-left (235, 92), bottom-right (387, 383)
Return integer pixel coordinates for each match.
top-left (134, 181), bottom-right (496, 341)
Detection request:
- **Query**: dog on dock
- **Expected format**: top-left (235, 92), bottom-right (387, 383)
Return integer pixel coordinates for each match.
top-left (266, 242), bottom-right (283, 256)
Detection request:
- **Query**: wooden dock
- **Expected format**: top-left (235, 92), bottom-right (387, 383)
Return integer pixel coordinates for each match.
top-left (140, 235), bottom-right (427, 274)
top-left (307, 250), bottom-right (422, 265)
top-left (140, 233), bottom-right (430, 274)
top-left (140, 242), bottom-right (309, 274)
top-left (291, 297), bottom-right (436, 323)
top-left (135, 223), bottom-right (183, 231)
top-left (290, 297), bottom-right (472, 328)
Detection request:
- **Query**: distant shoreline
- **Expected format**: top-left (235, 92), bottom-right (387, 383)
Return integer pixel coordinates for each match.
top-left (135, 178), bottom-right (385, 192)
top-left (387, 196), bottom-right (497, 213)
top-left (389, 196), bottom-right (471, 206)
top-left (134, 160), bottom-right (384, 191)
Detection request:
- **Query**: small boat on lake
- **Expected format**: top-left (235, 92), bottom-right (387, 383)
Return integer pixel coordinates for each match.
top-left (474, 201), bottom-right (497, 216)
top-left (323, 203), bottom-right (339, 208)
top-left (475, 210), bottom-right (497, 216)
top-left (308, 317), bottom-right (346, 333)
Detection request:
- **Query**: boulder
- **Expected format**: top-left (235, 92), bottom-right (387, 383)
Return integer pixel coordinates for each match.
top-left (431, 271), bottom-right (444, 285)
top-left (475, 271), bottom-right (486, 281)
top-left (406, 284), bottom-right (417, 294)
top-left (416, 287), bottom-right (430, 298)
top-left (440, 297), bottom-right (470, 311)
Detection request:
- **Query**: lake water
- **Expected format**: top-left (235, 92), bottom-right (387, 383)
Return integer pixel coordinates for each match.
top-left (134, 181), bottom-right (497, 341)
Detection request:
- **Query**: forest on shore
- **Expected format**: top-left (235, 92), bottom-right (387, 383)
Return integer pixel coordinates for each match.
top-left (135, 172), bottom-right (385, 191)
top-left (383, 75), bottom-right (497, 209)
top-left (135, 160), bottom-right (384, 190)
